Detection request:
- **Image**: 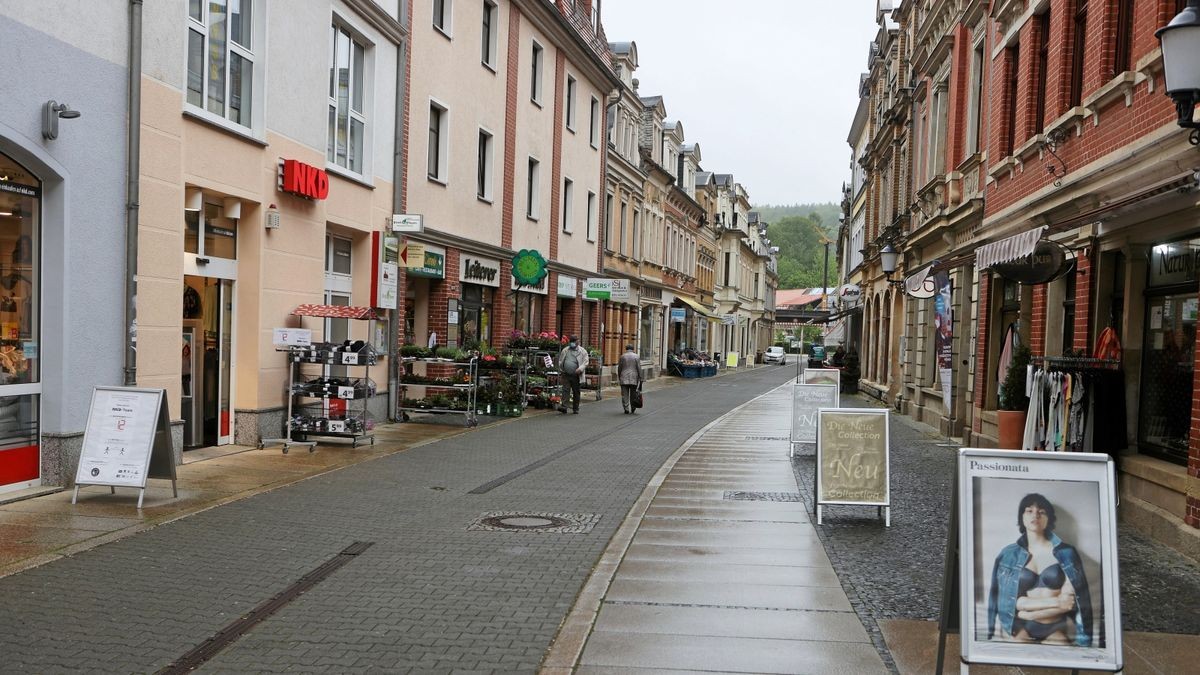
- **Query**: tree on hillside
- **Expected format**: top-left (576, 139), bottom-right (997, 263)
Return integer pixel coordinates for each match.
top-left (753, 203), bottom-right (841, 236)
top-left (765, 214), bottom-right (835, 290)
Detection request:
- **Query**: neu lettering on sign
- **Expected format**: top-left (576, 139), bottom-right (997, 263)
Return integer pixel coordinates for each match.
top-left (463, 258), bottom-right (498, 282)
top-left (281, 159), bottom-right (330, 200)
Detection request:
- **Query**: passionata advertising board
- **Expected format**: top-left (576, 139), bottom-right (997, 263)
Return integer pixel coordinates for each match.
top-left (816, 409), bottom-right (890, 516)
top-left (791, 383), bottom-right (838, 449)
top-left (956, 449), bottom-right (1122, 672)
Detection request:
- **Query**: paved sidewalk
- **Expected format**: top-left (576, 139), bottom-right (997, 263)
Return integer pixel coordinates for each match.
top-left (545, 383), bottom-right (888, 674)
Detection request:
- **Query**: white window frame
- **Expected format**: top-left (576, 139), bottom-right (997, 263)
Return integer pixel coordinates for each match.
top-left (481, 0), bottom-right (498, 69)
top-left (527, 156), bottom-right (541, 220)
top-left (589, 95), bottom-right (600, 148)
top-left (631, 208), bottom-right (639, 258)
top-left (565, 74), bottom-right (577, 131)
top-left (186, 0), bottom-right (263, 134)
top-left (967, 41), bottom-right (985, 157)
top-left (531, 40), bottom-right (544, 105)
top-left (562, 177), bottom-right (574, 233)
top-left (328, 20), bottom-right (372, 178)
top-left (433, 0), bottom-right (453, 37)
top-left (586, 191), bottom-right (596, 242)
top-left (477, 127), bottom-right (494, 202)
top-left (604, 193), bottom-right (614, 251)
top-left (324, 234), bottom-right (354, 295)
top-left (428, 100), bottom-right (449, 184)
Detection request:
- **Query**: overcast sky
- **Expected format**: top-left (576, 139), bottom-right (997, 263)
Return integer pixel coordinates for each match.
top-left (601, 0), bottom-right (879, 206)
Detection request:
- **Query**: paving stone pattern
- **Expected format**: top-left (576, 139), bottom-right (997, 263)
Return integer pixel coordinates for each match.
top-left (792, 395), bottom-right (1200, 641)
top-left (0, 366), bottom-right (794, 674)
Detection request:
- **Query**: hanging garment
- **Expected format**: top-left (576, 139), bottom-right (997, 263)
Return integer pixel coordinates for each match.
top-left (997, 323), bottom-right (1020, 394)
top-left (1093, 326), bottom-right (1122, 361)
top-left (1068, 374), bottom-right (1087, 451)
top-left (1023, 369), bottom-right (1045, 451)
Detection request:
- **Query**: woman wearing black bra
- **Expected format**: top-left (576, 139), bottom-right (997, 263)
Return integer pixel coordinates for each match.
top-left (987, 493), bottom-right (1094, 646)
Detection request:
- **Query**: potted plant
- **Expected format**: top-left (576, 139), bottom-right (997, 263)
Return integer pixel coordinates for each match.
top-left (996, 344), bottom-right (1031, 449)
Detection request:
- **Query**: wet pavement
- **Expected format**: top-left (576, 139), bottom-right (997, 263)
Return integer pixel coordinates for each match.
top-left (790, 393), bottom-right (1200, 673)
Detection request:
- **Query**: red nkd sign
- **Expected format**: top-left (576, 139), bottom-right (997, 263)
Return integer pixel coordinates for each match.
top-left (281, 159), bottom-right (329, 200)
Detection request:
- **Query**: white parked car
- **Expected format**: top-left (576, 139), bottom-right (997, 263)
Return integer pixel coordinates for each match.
top-left (764, 346), bottom-right (786, 364)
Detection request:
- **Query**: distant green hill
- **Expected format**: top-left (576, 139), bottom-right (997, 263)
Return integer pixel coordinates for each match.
top-left (752, 203), bottom-right (840, 237)
top-left (753, 203), bottom-right (841, 290)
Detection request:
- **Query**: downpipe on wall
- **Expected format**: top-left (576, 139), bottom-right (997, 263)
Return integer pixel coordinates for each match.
top-left (124, 0), bottom-right (143, 386)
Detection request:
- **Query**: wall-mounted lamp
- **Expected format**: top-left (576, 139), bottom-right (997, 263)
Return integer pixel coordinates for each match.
top-left (41, 101), bottom-right (82, 140)
top-left (184, 187), bottom-right (203, 212)
top-left (223, 197), bottom-right (243, 220)
top-left (879, 243), bottom-right (905, 287)
top-left (1157, 0), bottom-right (1200, 143)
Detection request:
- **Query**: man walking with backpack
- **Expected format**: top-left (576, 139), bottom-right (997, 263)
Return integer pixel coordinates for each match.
top-left (557, 336), bottom-right (588, 414)
top-left (618, 344), bottom-right (642, 414)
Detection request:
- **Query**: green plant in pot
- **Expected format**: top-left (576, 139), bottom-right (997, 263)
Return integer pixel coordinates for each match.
top-left (996, 344), bottom-right (1031, 449)
top-left (840, 348), bottom-right (860, 394)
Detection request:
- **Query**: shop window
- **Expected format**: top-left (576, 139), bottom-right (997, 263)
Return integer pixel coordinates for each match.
top-left (185, 200), bottom-right (238, 261)
top-left (328, 22), bottom-right (369, 175)
top-left (0, 155), bottom-right (40, 387)
top-left (1139, 293), bottom-right (1194, 464)
top-left (511, 291), bottom-right (543, 335)
top-left (459, 285), bottom-right (492, 349)
top-left (187, 0), bottom-right (257, 129)
top-left (1061, 271), bottom-right (1076, 353)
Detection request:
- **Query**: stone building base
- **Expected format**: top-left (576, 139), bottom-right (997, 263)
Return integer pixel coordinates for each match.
top-left (41, 422), bottom-right (184, 488)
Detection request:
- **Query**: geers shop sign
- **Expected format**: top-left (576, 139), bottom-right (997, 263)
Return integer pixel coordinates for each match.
top-left (460, 255), bottom-right (501, 287)
top-left (1150, 241), bottom-right (1200, 288)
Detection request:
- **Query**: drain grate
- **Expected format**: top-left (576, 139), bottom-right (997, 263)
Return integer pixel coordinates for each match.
top-left (724, 491), bottom-right (803, 502)
top-left (742, 436), bottom-right (790, 441)
top-left (468, 511), bottom-right (600, 533)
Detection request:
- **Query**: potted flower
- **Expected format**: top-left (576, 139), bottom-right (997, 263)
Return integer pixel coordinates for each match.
top-left (996, 344), bottom-right (1031, 449)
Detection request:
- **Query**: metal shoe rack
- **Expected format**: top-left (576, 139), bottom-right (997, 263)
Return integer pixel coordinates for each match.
top-left (260, 304), bottom-right (382, 453)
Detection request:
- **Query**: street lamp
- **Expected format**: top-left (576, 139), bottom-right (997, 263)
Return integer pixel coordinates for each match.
top-left (1157, 0), bottom-right (1200, 142)
top-left (879, 243), bottom-right (905, 288)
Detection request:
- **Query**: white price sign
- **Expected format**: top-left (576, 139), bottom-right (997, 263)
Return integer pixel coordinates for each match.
top-left (327, 420), bottom-right (346, 433)
top-left (341, 352), bottom-right (359, 365)
top-left (337, 386), bottom-right (356, 400)
top-left (273, 328), bottom-right (312, 347)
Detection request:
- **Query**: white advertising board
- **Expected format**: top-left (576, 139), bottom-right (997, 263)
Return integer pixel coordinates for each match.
top-left (73, 387), bottom-right (177, 508)
top-left (273, 328), bottom-right (313, 347)
top-left (790, 383), bottom-right (839, 450)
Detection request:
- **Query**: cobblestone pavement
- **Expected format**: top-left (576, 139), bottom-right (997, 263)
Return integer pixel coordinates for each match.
top-left (791, 394), bottom-right (1200, 658)
top-left (0, 365), bottom-right (795, 674)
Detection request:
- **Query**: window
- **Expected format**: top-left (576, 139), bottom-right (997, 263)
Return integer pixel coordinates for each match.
top-left (433, 0), bottom-right (451, 35)
top-left (1112, 0), bottom-right (1133, 76)
top-left (967, 44), bottom-right (985, 155)
top-left (586, 191), bottom-right (596, 241)
top-left (328, 23), bottom-right (368, 175)
top-left (724, 252), bottom-right (731, 285)
top-left (589, 96), bottom-right (600, 147)
top-left (428, 102), bottom-right (448, 182)
top-left (531, 41), bottom-right (544, 104)
top-left (1004, 44), bottom-right (1020, 156)
top-left (604, 193), bottom-right (613, 250)
top-left (527, 157), bottom-right (540, 219)
top-left (632, 209), bottom-right (639, 258)
top-left (619, 202), bottom-right (627, 254)
top-left (187, 0), bottom-right (255, 128)
top-left (481, 0), bottom-right (497, 68)
top-left (590, 2), bottom-right (598, 31)
top-left (185, 199), bottom-right (239, 261)
top-left (562, 178), bottom-right (574, 233)
top-left (477, 129), bottom-right (493, 200)
top-left (326, 234), bottom-right (353, 277)
top-left (1034, 13), bottom-right (1050, 134)
top-left (565, 75), bottom-right (577, 130)
top-left (1070, 0), bottom-right (1088, 107)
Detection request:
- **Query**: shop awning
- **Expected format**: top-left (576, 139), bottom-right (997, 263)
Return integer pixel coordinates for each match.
top-left (976, 226), bottom-right (1047, 269)
top-left (293, 304), bottom-right (383, 320)
top-left (676, 296), bottom-right (721, 322)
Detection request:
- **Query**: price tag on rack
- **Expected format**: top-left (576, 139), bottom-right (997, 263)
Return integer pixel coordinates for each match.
top-left (337, 386), bottom-right (356, 400)
top-left (543, 355), bottom-right (554, 369)
top-left (327, 420), bottom-right (346, 433)
top-left (341, 352), bottom-right (359, 365)
top-left (272, 328), bottom-right (312, 347)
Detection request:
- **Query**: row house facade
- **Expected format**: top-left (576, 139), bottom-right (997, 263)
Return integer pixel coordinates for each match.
top-left (0, 0), bottom-right (778, 496)
top-left (846, 0), bottom-right (1200, 558)
top-left (401, 0), bottom-right (616, 362)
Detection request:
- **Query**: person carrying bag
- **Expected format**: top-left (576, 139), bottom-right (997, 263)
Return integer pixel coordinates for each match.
top-left (618, 344), bottom-right (643, 414)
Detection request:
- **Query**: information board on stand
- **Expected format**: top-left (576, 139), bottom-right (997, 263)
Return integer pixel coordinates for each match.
top-left (790, 383), bottom-right (838, 456)
top-left (72, 387), bottom-right (177, 509)
top-left (802, 368), bottom-right (841, 390)
top-left (943, 449), bottom-right (1123, 674)
top-left (815, 408), bottom-right (890, 526)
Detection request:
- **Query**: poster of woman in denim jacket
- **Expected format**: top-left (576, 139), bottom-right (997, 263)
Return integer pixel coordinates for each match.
top-left (959, 450), bottom-right (1122, 671)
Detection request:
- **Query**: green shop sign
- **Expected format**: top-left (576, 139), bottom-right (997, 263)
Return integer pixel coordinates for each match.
top-left (511, 249), bottom-right (548, 286)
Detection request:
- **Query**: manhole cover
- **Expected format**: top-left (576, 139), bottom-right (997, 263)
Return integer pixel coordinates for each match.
top-left (468, 512), bottom-right (601, 533)
top-left (724, 491), bottom-right (803, 502)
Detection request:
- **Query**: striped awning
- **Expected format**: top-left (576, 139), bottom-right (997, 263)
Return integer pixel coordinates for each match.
top-left (976, 226), bottom-right (1047, 269)
top-left (292, 304), bottom-right (383, 320)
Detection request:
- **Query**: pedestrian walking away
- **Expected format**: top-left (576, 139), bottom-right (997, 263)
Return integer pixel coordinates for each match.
top-left (557, 335), bottom-right (588, 414)
top-left (618, 344), bottom-right (643, 414)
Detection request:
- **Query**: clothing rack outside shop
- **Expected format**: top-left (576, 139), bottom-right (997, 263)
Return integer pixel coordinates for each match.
top-left (1029, 356), bottom-right (1121, 370)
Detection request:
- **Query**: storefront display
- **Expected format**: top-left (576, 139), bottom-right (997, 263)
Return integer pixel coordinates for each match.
top-left (0, 151), bottom-right (41, 491)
